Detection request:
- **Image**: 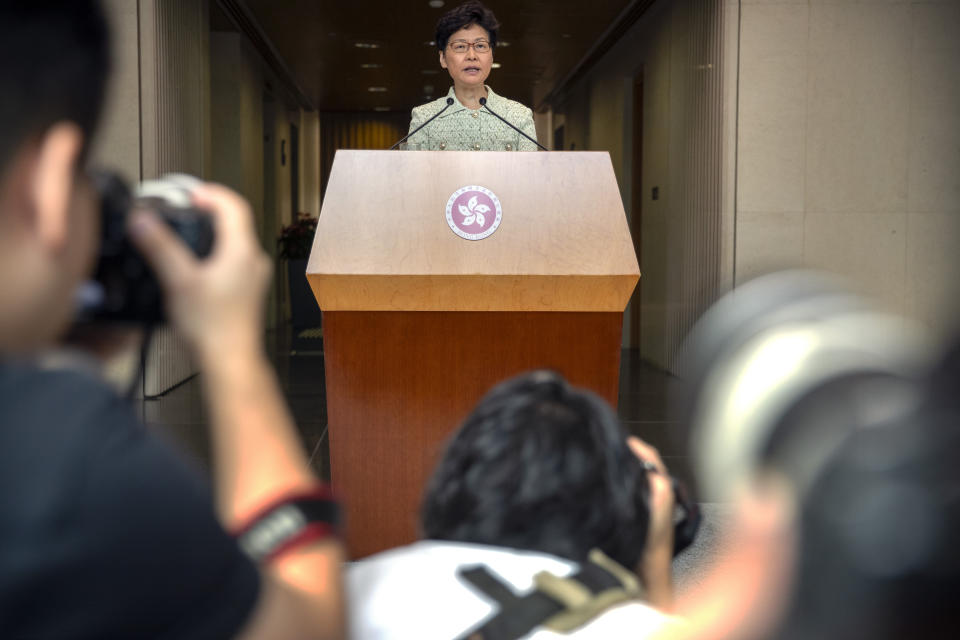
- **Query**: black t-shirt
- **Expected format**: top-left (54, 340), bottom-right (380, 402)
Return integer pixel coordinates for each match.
top-left (0, 361), bottom-right (260, 639)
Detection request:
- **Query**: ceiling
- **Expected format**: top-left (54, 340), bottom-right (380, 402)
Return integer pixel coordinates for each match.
top-left (230, 0), bottom-right (636, 113)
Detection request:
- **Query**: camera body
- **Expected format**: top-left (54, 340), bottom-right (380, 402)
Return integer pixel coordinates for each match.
top-left (668, 475), bottom-right (700, 556)
top-left (75, 172), bottom-right (213, 325)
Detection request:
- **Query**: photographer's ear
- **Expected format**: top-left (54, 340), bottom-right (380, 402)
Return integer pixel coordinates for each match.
top-left (30, 122), bottom-right (85, 251)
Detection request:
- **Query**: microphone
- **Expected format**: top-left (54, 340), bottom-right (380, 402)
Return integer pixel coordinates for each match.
top-left (479, 97), bottom-right (547, 151)
top-left (390, 97), bottom-right (455, 150)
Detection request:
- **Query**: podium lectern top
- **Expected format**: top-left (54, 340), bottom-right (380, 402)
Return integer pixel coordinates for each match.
top-left (308, 150), bottom-right (639, 312)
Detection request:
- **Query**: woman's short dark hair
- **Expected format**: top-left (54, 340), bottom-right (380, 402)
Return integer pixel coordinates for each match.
top-left (435, 1), bottom-right (500, 52)
top-left (421, 371), bottom-right (651, 569)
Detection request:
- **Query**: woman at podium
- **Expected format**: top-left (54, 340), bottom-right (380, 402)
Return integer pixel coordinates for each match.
top-left (406, 1), bottom-right (540, 151)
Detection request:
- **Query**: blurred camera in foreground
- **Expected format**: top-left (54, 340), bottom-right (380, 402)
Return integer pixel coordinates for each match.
top-left (679, 270), bottom-right (960, 639)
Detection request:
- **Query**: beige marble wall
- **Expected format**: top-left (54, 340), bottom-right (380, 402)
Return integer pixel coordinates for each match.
top-left (555, 0), bottom-right (737, 370)
top-left (301, 111), bottom-right (322, 218)
top-left (736, 0), bottom-right (960, 335)
top-left (90, 0), bottom-right (141, 184)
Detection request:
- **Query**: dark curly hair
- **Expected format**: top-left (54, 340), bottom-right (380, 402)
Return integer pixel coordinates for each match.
top-left (421, 371), bottom-right (652, 569)
top-left (435, 1), bottom-right (500, 52)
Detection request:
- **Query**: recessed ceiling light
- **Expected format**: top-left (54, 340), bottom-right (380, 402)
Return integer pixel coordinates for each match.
top-left (374, 106), bottom-right (391, 112)
top-left (498, 41), bottom-right (510, 47)
top-left (355, 42), bottom-right (380, 49)
top-left (491, 62), bottom-right (501, 69)
top-left (428, 0), bottom-right (445, 7)
top-left (423, 84), bottom-right (435, 93)
top-left (367, 86), bottom-right (388, 92)
top-left (424, 41), bottom-right (436, 47)
top-left (360, 63), bottom-right (383, 69)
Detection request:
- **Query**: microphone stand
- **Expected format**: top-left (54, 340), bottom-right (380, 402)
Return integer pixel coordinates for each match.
top-left (479, 97), bottom-right (547, 151)
top-left (389, 97), bottom-right (455, 150)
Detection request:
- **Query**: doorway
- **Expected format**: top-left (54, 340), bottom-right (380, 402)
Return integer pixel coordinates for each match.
top-left (262, 90), bottom-right (280, 328)
top-left (629, 70), bottom-right (644, 348)
top-left (290, 121), bottom-right (300, 216)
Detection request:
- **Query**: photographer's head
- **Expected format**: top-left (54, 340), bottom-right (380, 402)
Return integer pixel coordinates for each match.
top-left (0, 1), bottom-right (110, 351)
top-left (421, 371), bottom-right (652, 570)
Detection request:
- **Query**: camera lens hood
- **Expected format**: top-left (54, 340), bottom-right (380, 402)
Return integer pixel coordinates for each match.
top-left (678, 271), bottom-right (933, 502)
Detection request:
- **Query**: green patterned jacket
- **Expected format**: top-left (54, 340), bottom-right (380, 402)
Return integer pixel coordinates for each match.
top-left (406, 86), bottom-right (539, 151)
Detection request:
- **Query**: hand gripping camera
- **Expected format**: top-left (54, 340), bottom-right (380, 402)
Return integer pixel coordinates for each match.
top-left (75, 172), bottom-right (214, 325)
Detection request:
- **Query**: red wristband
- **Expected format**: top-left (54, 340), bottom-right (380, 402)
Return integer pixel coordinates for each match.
top-left (231, 486), bottom-right (342, 563)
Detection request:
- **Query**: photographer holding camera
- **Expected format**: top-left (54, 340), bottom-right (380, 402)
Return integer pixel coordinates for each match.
top-left (0, 3), bottom-right (343, 638)
top-left (348, 371), bottom-right (696, 639)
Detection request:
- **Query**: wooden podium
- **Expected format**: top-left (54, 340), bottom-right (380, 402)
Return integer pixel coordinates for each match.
top-left (307, 150), bottom-right (639, 558)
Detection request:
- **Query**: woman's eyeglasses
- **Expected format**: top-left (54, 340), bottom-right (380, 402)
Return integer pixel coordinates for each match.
top-left (448, 40), bottom-right (491, 54)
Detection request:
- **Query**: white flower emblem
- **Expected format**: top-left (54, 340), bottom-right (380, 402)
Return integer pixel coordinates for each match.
top-left (458, 195), bottom-right (490, 226)
top-left (445, 185), bottom-right (502, 241)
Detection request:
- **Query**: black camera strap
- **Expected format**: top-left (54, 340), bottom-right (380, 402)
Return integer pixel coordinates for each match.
top-left (453, 549), bottom-right (643, 640)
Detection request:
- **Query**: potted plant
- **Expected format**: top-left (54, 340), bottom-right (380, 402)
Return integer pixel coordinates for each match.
top-left (278, 214), bottom-right (323, 332)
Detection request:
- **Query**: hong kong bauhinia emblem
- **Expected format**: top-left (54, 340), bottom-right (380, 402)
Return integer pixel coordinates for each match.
top-left (445, 185), bottom-right (502, 241)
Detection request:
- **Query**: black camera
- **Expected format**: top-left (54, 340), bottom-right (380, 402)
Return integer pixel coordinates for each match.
top-left (75, 172), bottom-right (214, 325)
top-left (669, 475), bottom-right (700, 557)
top-left (637, 461), bottom-right (699, 557)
